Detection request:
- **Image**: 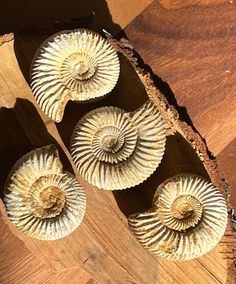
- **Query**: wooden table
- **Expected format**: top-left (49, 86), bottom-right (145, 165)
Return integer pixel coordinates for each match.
top-left (0, 1), bottom-right (235, 283)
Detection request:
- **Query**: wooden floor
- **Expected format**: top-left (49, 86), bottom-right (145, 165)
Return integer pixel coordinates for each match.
top-left (0, 0), bottom-right (235, 283)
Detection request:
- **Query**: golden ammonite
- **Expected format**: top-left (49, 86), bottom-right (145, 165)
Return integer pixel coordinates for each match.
top-left (3, 145), bottom-right (86, 240)
top-left (128, 174), bottom-right (228, 260)
top-left (70, 100), bottom-right (166, 190)
top-left (30, 29), bottom-right (120, 122)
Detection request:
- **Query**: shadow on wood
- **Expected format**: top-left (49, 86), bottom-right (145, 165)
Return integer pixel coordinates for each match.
top-left (3, 0), bottom-right (123, 83)
top-left (0, 98), bottom-right (73, 198)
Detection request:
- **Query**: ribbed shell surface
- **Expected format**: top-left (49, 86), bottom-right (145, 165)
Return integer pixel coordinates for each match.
top-left (3, 145), bottom-right (86, 240)
top-left (128, 174), bottom-right (227, 260)
top-left (71, 100), bottom-right (166, 190)
top-left (30, 29), bottom-right (120, 122)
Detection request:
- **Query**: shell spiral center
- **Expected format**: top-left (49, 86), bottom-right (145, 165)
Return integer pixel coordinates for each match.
top-left (39, 186), bottom-right (65, 210)
top-left (159, 194), bottom-right (203, 231)
top-left (27, 175), bottom-right (66, 219)
top-left (73, 61), bottom-right (89, 76)
top-left (101, 135), bottom-right (119, 152)
top-left (90, 113), bottom-right (137, 164)
top-left (62, 53), bottom-right (97, 82)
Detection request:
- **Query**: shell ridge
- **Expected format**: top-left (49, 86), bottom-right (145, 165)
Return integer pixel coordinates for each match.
top-left (4, 145), bottom-right (86, 240)
top-left (128, 174), bottom-right (227, 260)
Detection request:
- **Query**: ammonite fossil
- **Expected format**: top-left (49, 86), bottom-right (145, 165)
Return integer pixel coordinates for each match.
top-left (71, 100), bottom-right (166, 190)
top-left (3, 145), bottom-right (86, 240)
top-left (128, 174), bottom-right (228, 260)
top-left (30, 29), bottom-right (120, 122)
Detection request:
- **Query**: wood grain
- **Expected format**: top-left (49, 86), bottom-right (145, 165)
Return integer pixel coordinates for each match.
top-left (0, 212), bottom-right (95, 284)
top-left (159, 0), bottom-right (228, 9)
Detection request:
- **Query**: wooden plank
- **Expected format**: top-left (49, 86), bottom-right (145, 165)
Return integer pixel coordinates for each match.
top-left (0, 212), bottom-right (95, 284)
top-left (0, 36), bottom-right (234, 284)
top-left (0, 40), bottom-right (188, 284)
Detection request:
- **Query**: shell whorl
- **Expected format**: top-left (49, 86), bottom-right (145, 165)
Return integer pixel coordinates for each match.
top-left (30, 29), bottom-right (120, 122)
top-left (128, 174), bottom-right (228, 260)
top-left (3, 145), bottom-right (86, 240)
top-left (71, 100), bottom-right (166, 190)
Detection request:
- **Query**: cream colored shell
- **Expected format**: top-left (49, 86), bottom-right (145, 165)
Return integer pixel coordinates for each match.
top-left (71, 100), bottom-right (166, 190)
top-left (128, 174), bottom-right (228, 260)
top-left (3, 145), bottom-right (86, 240)
top-left (30, 29), bottom-right (120, 122)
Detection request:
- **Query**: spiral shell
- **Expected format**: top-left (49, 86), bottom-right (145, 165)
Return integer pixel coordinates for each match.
top-left (71, 100), bottom-right (166, 190)
top-left (30, 29), bottom-right (120, 122)
top-left (128, 174), bottom-right (227, 260)
top-left (3, 145), bottom-right (86, 240)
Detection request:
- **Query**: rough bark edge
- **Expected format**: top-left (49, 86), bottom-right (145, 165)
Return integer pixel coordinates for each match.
top-left (110, 37), bottom-right (219, 187)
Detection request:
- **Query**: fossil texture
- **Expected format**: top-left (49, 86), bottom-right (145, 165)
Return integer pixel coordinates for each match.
top-left (71, 100), bottom-right (166, 190)
top-left (128, 174), bottom-right (227, 260)
top-left (30, 29), bottom-right (120, 122)
top-left (3, 145), bottom-right (86, 240)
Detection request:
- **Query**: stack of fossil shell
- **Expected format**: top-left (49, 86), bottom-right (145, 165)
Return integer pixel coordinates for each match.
top-left (3, 28), bottom-right (228, 261)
